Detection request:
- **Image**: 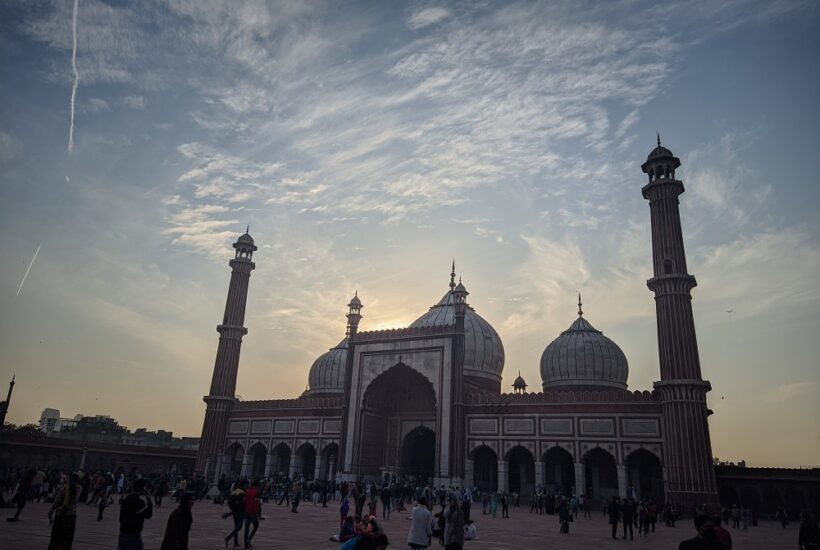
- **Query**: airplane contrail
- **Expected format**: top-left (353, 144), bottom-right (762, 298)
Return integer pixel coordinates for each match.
top-left (68, 0), bottom-right (79, 153)
top-left (16, 244), bottom-right (42, 297)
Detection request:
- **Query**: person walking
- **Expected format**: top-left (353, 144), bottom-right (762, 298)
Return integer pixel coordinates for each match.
top-left (558, 498), bottom-right (571, 534)
top-left (6, 468), bottom-right (35, 522)
top-left (622, 497), bottom-right (635, 540)
top-left (380, 484), bottom-right (391, 520)
top-left (160, 492), bottom-right (194, 550)
top-left (776, 505), bottom-right (789, 529)
top-left (489, 492), bottom-right (498, 518)
top-left (443, 494), bottom-right (465, 550)
top-left (244, 480), bottom-right (261, 548)
top-left (607, 496), bottom-right (621, 540)
top-left (407, 497), bottom-right (434, 550)
top-left (224, 482), bottom-right (246, 548)
top-left (501, 493), bottom-right (509, 518)
top-left (290, 480), bottom-right (302, 513)
top-left (47, 473), bottom-right (80, 550)
top-left (118, 479), bottom-right (153, 550)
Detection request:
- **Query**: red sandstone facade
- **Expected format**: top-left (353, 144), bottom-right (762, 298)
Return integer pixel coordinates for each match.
top-left (195, 143), bottom-right (719, 508)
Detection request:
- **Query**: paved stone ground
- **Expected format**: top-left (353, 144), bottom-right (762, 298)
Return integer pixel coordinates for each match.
top-left (0, 500), bottom-right (790, 549)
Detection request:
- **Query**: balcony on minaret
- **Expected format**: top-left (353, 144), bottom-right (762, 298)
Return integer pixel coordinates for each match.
top-left (233, 227), bottom-right (257, 260)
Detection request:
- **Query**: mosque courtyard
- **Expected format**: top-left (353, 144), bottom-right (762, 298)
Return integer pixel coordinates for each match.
top-left (0, 499), bottom-right (790, 549)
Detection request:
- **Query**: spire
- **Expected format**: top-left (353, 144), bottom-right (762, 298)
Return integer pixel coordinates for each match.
top-left (246, 224), bottom-right (250, 234)
top-left (449, 259), bottom-right (456, 291)
top-left (657, 132), bottom-right (661, 147)
top-left (578, 292), bottom-right (583, 317)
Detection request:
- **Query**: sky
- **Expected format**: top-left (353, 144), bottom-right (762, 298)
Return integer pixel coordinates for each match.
top-left (0, 0), bottom-right (818, 468)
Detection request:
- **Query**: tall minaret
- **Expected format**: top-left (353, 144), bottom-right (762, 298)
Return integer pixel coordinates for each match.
top-left (641, 137), bottom-right (717, 508)
top-left (450, 275), bottom-right (468, 485)
top-left (0, 375), bottom-right (15, 425)
top-left (196, 229), bottom-right (257, 480)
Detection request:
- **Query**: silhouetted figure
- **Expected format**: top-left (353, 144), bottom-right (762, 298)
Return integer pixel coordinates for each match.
top-left (160, 493), bottom-right (193, 550)
top-left (118, 479), bottom-right (153, 550)
top-left (48, 473), bottom-right (80, 550)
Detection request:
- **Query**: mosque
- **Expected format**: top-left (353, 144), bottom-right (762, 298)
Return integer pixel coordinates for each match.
top-left (195, 140), bottom-right (718, 509)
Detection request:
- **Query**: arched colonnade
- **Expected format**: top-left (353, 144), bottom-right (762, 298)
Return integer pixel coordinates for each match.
top-left (221, 440), bottom-right (339, 481)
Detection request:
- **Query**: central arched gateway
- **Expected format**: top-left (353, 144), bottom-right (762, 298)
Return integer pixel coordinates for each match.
top-left (357, 363), bottom-right (437, 480)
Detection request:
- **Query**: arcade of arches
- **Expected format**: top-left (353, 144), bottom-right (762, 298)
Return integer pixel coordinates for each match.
top-left (468, 444), bottom-right (665, 505)
top-left (220, 440), bottom-right (339, 482)
top-left (356, 363), bottom-right (437, 480)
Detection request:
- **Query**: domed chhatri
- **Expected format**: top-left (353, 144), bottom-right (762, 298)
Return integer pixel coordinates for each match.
top-left (410, 263), bottom-right (505, 387)
top-left (540, 294), bottom-right (628, 391)
top-left (512, 371), bottom-right (527, 394)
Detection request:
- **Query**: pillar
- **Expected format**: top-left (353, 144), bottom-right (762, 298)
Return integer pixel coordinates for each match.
top-left (617, 464), bottom-right (628, 499)
top-left (465, 459), bottom-right (474, 489)
top-left (574, 462), bottom-right (585, 496)
top-left (535, 461), bottom-right (544, 489)
top-left (498, 460), bottom-right (508, 493)
top-left (288, 456), bottom-right (297, 480)
top-left (329, 457), bottom-right (336, 481)
top-left (214, 451), bottom-right (224, 481)
top-left (241, 449), bottom-right (252, 477)
top-left (314, 457), bottom-right (321, 481)
top-left (264, 452), bottom-right (274, 477)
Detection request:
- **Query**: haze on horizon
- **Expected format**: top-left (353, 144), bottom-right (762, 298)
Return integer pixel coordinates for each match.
top-left (0, 0), bottom-right (818, 468)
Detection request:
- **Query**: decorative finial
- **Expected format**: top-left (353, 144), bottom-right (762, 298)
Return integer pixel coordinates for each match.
top-left (657, 132), bottom-right (661, 148)
top-left (578, 292), bottom-right (583, 317)
top-left (449, 259), bottom-right (456, 290)
top-left (246, 224), bottom-right (250, 234)
top-left (354, 289), bottom-right (358, 297)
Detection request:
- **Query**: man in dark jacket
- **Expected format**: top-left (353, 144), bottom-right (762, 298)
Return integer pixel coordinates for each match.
top-left (622, 498), bottom-right (636, 540)
top-left (607, 496), bottom-right (621, 540)
top-left (118, 479), bottom-right (153, 550)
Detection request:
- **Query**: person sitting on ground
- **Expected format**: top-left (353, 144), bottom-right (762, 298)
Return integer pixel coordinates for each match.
top-left (329, 515), bottom-right (356, 543)
top-left (463, 520), bottom-right (478, 541)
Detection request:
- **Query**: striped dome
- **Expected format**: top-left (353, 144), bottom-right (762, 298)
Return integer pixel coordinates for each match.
top-left (306, 338), bottom-right (348, 395)
top-left (540, 314), bottom-right (628, 391)
top-left (410, 290), bottom-right (505, 381)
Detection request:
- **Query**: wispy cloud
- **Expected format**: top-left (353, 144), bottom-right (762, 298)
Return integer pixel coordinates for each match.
top-left (407, 7), bottom-right (451, 30)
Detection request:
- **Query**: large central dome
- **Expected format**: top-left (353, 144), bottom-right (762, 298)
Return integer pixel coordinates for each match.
top-left (409, 274), bottom-right (505, 387)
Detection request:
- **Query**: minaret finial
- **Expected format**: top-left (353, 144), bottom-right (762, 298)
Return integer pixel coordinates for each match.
top-left (449, 259), bottom-right (456, 290)
top-left (578, 292), bottom-right (583, 316)
top-left (657, 132), bottom-right (661, 147)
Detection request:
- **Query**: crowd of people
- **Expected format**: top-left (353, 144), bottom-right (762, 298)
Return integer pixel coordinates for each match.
top-left (1, 466), bottom-right (819, 550)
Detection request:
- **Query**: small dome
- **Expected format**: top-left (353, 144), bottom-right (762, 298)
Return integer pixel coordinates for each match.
top-left (237, 232), bottom-right (254, 245)
top-left (410, 290), bottom-right (504, 381)
top-left (647, 145), bottom-right (674, 160)
top-left (512, 372), bottom-right (527, 389)
top-left (306, 338), bottom-right (348, 395)
top-left (349, 293), bottom-right (362, 307)
top-left (540, 313), bottom-right (628, 391)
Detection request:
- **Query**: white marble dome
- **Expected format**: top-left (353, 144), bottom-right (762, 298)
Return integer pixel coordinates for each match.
top-left (540, 311), bottom-right (628, 391)
top-left (306, 338), bottom-right (348, 395)
top-left (410, 288), bottom-right (505, 383)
